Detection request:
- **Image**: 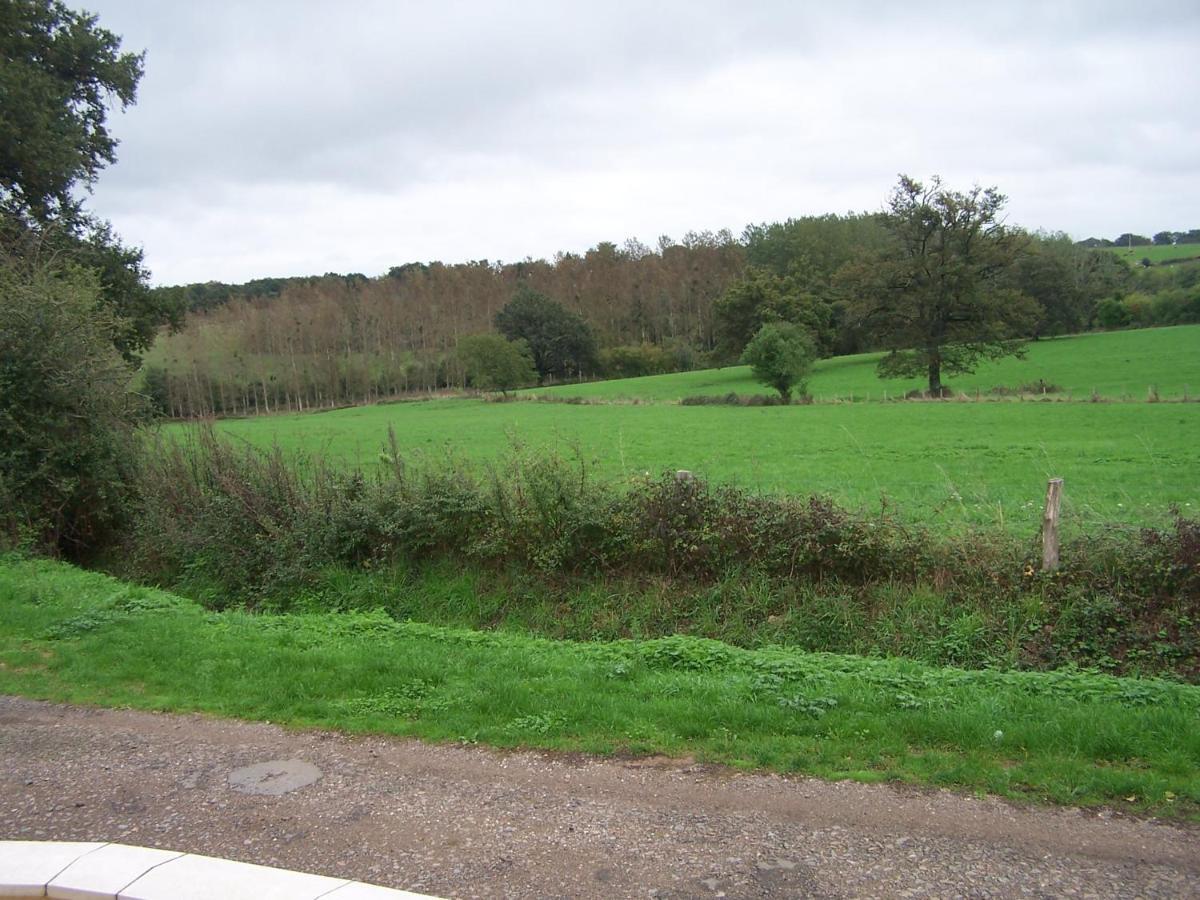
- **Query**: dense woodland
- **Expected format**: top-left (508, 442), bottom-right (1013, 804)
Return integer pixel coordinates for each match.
top-left (143, 217), bottom-right (1199, 418)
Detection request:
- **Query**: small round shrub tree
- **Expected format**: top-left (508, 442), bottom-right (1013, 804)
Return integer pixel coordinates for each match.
top-left (456, 333), bottom-right (538, 395)
top-left (740, 322), bottom-right (816, 402)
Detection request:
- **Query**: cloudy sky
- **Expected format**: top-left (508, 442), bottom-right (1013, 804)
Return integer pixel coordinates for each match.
top-left (82, 0), bottom-right (1199, 286)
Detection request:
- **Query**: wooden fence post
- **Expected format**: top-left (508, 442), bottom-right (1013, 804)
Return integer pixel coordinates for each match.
top-left (1041, 478), bottom-right (1064, 572)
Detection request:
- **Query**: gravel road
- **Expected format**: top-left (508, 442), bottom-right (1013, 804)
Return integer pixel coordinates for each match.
top-left (1, 696), bottom-right (1196, 898)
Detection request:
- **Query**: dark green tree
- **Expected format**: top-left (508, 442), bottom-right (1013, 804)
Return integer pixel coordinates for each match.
top-left (740, 322), bottom-right (815, 402)
top-left (1094, 297), bottom-right (1132, 329)
top-left (456, 333), bottom-right (537, 395)
top-left (0, 0), bottom-right (176, 362)
top-left (1006, 231), bottom-right (1130, 337)
top-left (1114, 233), bottom-right (1151, 248)
top-left (0, 0), bottom-right (143, 222)
top-left (494, 286), bottom-right (598, 382)
top-left (0, 254), bottom-right (142, 553)
top-left (841, 175), bottom-right (1041, 395)
top-left (713, 268), bottom-right (832, 361)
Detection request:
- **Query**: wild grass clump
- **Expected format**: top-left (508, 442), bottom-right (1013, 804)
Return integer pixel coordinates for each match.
top-left (679, 392), bottom-right (810, 406)
top-left (989, 380), bottom-right (1065, 396)
top-left (127, 427), bottom-right (1200, 678)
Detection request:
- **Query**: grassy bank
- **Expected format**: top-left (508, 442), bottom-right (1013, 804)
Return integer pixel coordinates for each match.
top-left (162, 558), bottom-right (1199, 679)
top-left (1, 556), bottom-right (1197, 818)
top-left (126, 432), bottom-right (1200, 680)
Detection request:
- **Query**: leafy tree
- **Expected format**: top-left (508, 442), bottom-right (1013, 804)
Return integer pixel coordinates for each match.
top-left (1007, 231), bottom-right (1131, 337)
top-left (456, 333), bottom-right (537, 395)
top-left (740, 322), bottom-right (815, 401)
top-left (0, 253), bottom-right (142, 553)
top-left (494, 286), bottom-right (598, 382)
top-left (840, 175), bottom-right (1040, 395)
top-left (0, 1), bottom-right (175, 362)
top-left (1094, 297), bottom-right (1132, 330)
top-left (1178, 229), bottom-right (1200, 246)
top-left (713, 268), bottom-right (832, 362)
top-left (0, 1), bottom-right (166, 556)
top-left (1114, 233), bottom-right (1151, 248)
top-left (1153, 231), bottom-right (1177, 246)
top-left (0, 0), bottom-right (143, 223)
top-left (600, 343), bottom-right (674, 378)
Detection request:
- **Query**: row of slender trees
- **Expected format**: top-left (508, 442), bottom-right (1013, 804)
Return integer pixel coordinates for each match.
top-left (143, 208), bottom-right (1150, 418)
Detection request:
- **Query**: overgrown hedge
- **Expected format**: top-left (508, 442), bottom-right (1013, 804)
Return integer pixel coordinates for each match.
top-left (122, 428), bottom-right (1200, 679)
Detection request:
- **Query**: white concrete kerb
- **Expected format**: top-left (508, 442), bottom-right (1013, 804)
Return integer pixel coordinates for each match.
top-left (0, 841), bottom-right (437, 899)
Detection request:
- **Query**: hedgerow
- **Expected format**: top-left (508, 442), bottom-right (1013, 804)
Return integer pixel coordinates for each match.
top-left (127, 427), bottom-right (1200, 679)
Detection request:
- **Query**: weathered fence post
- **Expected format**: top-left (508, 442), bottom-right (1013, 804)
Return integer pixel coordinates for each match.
top-left (1041, 478), bottom-right (1064, 572)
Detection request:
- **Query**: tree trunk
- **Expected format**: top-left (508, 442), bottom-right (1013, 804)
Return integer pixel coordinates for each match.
top-left (927, 357), bottom-right (943, 395)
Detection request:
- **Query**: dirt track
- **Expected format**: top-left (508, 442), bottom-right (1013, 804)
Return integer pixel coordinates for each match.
top-left (1, 696), bottom-right (1196, 898)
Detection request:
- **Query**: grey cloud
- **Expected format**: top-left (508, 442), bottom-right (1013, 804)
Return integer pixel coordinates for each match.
top-left (79, 0), bottom-right (1200, 283)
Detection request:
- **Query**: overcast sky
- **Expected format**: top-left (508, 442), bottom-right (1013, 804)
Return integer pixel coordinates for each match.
top-left (81, 0), bottom-right (1200, 286)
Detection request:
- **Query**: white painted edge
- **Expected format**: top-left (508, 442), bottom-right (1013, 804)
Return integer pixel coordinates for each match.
top-left (0, 842), bottom-right (439, 900)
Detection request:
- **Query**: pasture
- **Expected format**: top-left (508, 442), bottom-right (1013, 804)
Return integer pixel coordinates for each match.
top-left (530, 325), bottom-right (1200, 402)
top-left (1106, 244), bottom-right (1200, 266)
top-left (188, 327), bottom-right (1200, 529)
top-left (195, 403), bottom-right (1199, 533)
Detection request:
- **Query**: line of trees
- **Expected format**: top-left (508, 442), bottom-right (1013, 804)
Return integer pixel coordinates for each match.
top-left (1079, 230), bottom-right (1200, 248)
top-left (142, 200), bottom-right (1197, 417)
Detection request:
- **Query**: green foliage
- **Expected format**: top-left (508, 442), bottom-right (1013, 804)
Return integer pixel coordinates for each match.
top-left (1114, 233), bottom-right (1152, 248)
top-left (739, 322), bottom-right (815, 400)
top-left (456, 333), bottom-right (537, 394)
top-left (599, 343), bottom-right (678, 379)
top-left (1094, 263), bottom-right (1200, 330)
top-left (1096, 297), bottom-right (1134, 329)
top-left (0, 255), bottom-right (142, 554)
top-left (0, 0), bottom-right (143, 223)
top-left (842, 175), bottom-right (1042, 394)
top-left (1007, 232), bottom-right (1131, 337)
top-left (0, 3), bottom-right (174, 364)
top-left (714, 268), bottom-right (832, 361)
top-left (494, 285), bottom-right (599, 382)
top-left (743, 213), bottom-right (890, 279)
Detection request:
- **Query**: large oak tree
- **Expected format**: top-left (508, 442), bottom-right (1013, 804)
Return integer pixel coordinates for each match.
top-left (842, 175), bottom-right (1040, 395)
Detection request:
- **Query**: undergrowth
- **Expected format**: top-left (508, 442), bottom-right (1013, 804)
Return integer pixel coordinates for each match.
top-left (122, 427), bottom-right (1200, 680)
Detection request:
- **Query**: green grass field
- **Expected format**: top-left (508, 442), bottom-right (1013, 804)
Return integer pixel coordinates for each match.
top-left (2, 557), bottom-right (1196, 817)
top-left (532, 326), bottom-right (1200, 402)
top-left (170, 327), bottom-right (1200, 529)
top-left (196, 398), bottom-right (1200, 531)
top-left (1106, 244), bottom-right (1200, 266)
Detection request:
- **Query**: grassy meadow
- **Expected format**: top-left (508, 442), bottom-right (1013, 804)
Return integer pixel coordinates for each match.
top-left (184, 326), bottom-right (1200, 530)
top-left (530, 325), bottom-right (1200, 402)
top-left (1106, 244), bottom-right (1200, 266)
top-left (3, 556), bottom-right (1197, 818)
